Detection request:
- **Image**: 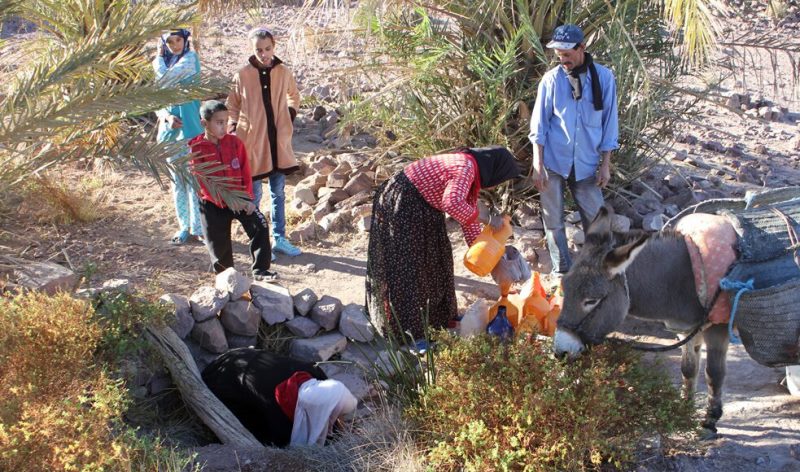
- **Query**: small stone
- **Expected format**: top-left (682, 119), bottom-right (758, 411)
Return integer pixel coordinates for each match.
top-left (285, 316), bottom-right (321, 338)
top-left (215, 268), bottom-right (251, 300)
top-left (310, 155), bottom-right (337, 176)
top-left (642, 212), bottom-right (667, 232)
top-left (306, 133), bottom-right (324, 144)
top-left (183, 337), bottom-right (221, 372)
top-left (225, 333), bottom-right (257, 349)
top-left (250, 281), bottom-right (294, 325)
top-left (633, 197), bottom-right (663, 216)
top-left (100, 278), bottom-right (131, 293)
top-left (330, 371), bottom-right (372, 401)
top-left (293, 185), bottom-right (317, 205)
top-left (311, 295), bottom-right (344, 331)
top-left (754, 144), bottom-right (768, 155)
top-left (290, 332), bottom-right (347, 362)
top-left (335, 190), bottom-right (371, 210)
top-left (14, 261), bottom-right (77, 295)
top-left (147, 371), bottom-right (173, 396)
top-left (566, 226), bottom-right (585, 245)
top-left (355, 215), bottom-right (371, 233)
top-left (293, 288), bottom-right (319, 316)
top-left (565, 211), bottom-right (581, 224)
top-left (160, 293), bottom-right (194, 339)
top-left (312, 105), bottom-right (326, 121)
top-left (189, 286), bottom-right (229, 322)
top-left (339, 304), bottom-right (375, 342)
top-left (288, 199), bottom-right (312, 219)
top-left (755, 457), bottom-right (767, 466)
top-left (610, 214), bottom-right (631, 233)
top-left (191, 318), bottom-right (229, 354)
top-left (340, 342), bottom-right (381, 371)
top-left (318, 211), bottom-right (346, 233)
top-left (725, 94), bottom-right (740, 109)
top-left (701, 141), bottom-right (726, 154)
top-left (343, 172), bottom-right (373, 196)
top-left (308, 173), bottom-right (330, 191)
top-left (664, 204), bottom-right (680, 217)
top-left (350, 203), bottom-right (372, 219)
top-left (320, 188), bottom-right (350, 206)
top-left (220, 299), bottom-right (261, 336)
top-left (672, 150), bottom-right (688, 161)
top-left (313, 201), bottom-right (332, 222)
top-left (287, 221), bottom-right (318, 243)
top-left (326, 172), bottom-right (348, 188)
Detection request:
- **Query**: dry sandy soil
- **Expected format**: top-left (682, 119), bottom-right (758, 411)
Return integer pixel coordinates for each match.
top-left (1, 2), bottom-right (799, 471)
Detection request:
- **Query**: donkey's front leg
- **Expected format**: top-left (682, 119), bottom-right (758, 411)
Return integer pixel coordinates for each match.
top-left (680, 330), bottom-right (703, 399)
top-left (700, 324), bottom-right (730, 437)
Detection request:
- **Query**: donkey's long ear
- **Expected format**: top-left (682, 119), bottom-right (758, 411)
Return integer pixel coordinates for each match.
top-left (604, 233), bottom-right (650, 277)
top-left (586, 205), bottom-right (612, 239)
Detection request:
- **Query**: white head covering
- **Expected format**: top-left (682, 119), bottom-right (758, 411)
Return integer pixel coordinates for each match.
top-left (289, 379), bottom-right (357, 446)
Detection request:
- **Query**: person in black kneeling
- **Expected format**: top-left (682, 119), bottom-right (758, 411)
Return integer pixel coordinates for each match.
top-left (202, 348), bottom-right (357, 447)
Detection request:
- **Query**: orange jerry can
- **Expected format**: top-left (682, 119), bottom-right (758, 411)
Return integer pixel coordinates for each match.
top-left (464, 216), bottom-right (513, 277)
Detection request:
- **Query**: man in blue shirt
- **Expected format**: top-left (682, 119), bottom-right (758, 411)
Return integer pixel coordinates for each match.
top-left (529, 24), bottom-right (619, 275)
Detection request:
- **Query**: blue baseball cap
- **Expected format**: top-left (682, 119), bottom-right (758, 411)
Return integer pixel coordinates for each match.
top-left (546, 24), bottom-right (584, 49)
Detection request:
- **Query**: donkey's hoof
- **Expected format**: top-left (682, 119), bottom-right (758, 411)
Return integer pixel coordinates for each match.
top-left (696, 426), bottom-right (718, 440)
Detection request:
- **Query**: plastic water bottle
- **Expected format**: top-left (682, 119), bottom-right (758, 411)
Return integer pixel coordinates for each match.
top-left (487, 305), bottom-right (513, 341)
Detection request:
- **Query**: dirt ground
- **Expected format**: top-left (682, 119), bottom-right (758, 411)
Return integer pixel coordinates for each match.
top-left (1, 2), bottom-right (799, 470)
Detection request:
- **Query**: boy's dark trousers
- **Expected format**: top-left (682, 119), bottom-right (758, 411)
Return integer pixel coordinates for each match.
top-left (199, 200), bottom-right (272, 275)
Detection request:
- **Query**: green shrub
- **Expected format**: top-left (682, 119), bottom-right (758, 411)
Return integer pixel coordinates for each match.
top-left (0, 291), bottom-right (194, 471)
top-left (92, 290), bottom-right (172, 361)
top-left (407, 334), bottom-right (694, 471)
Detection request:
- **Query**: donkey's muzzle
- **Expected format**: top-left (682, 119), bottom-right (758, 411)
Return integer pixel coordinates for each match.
top-left (553, 328), bottom-right (586, 360)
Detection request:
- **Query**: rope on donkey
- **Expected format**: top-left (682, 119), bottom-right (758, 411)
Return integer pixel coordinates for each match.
top-left (719, 277), bottom-right (755, 345)
top-left (609, 321), bottom-right (711, 352)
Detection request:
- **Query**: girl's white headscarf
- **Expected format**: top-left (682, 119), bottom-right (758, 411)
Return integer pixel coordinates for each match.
top-left (289, 379), bottom-right (357, 446)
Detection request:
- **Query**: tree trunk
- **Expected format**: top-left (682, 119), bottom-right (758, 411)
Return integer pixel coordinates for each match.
top-left (144, 325), bottom-right (262, 448)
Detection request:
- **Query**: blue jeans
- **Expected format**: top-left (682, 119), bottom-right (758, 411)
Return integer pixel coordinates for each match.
top-left (252, 173), bottom-right (286, 239)
top-left (540, 169), bottom-right (604, 273)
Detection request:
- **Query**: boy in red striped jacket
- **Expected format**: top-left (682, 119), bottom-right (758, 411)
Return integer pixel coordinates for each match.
top-left (189, 100), bottom-right (277, 281)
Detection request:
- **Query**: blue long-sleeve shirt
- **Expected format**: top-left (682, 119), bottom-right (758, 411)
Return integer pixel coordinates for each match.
top-left (153, 51), bottom-right (203, 143)
top-left (528, 62), bottom-right (619, 181)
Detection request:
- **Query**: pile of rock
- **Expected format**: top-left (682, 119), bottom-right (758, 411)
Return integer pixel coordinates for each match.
top-left (160, 267), bottom-right (391, 402)
top-left (725, 92), bottom-right (789, 123)
top-left (287, 153), bottom-right (376, 243)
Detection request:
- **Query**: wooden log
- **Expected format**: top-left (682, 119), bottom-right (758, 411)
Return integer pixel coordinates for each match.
top-left (144, 325), bottom-right (262, 448)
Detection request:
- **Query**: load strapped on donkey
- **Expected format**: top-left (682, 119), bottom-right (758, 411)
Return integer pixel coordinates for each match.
top-left (664, 186), bottom-right (800, 369)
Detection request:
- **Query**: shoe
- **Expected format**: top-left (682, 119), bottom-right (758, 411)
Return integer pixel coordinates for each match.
top-left (253, 270), bottom-right (278, 282)
top-left (170, 229), bottom-right (189, 245)
top-left (273, 236), bottom-right (301, 257)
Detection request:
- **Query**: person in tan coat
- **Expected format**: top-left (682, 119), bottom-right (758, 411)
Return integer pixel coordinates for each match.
top-left (226, 27), bottom-right (302, 259)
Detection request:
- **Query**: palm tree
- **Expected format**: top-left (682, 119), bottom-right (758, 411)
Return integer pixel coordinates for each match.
top-left (0, 0), bottom-right (261, 207)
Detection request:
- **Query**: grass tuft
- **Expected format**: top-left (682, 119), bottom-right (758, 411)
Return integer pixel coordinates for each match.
top-left (404, 333), bottom-right (695, 471)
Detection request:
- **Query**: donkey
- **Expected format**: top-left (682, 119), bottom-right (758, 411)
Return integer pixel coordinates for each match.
top-left (552, 206), bottom-right (730, 437)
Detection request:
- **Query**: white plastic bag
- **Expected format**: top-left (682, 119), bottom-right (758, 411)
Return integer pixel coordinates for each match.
top-left (459, 299), bottom-right (490, 338)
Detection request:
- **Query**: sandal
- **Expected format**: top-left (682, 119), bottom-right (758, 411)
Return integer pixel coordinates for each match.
top-left (170, 230), bottom-right (189, 245)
